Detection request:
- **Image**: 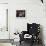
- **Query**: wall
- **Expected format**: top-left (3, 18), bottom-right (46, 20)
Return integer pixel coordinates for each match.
top-left (0, 4), bottom-right (9, 39)
top-left (8, 0), bottom-right (45, 45)
top-left (0, 0), bottom-right (13, 46)
top-left (0, 0), bottom-right (8, 3)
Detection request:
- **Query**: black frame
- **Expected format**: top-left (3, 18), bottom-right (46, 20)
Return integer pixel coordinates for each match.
top-left (16, 10), bottom-right (25, 17)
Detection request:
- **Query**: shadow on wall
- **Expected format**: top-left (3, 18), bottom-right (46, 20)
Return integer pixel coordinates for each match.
top-left (40, 25), bottom-right (45, 46)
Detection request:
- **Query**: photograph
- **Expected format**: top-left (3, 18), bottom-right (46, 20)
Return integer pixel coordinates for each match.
top-left (16, 10), bottom-right (25, 17)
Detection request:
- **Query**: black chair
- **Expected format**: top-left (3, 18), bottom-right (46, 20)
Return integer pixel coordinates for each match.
top-left (19, 23), bottom-right (40, 46)
top-left (27, 23), bottom-right (40, 43)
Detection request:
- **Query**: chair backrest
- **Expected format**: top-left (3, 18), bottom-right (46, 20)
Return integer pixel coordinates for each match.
top-left (27, 23), bottom-right (40, 35)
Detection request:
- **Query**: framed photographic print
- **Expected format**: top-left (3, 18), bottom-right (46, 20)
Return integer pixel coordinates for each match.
top-left (16, 10), bottom-right (25, 17)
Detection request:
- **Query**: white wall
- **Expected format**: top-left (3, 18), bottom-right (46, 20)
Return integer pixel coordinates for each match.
top-left (8, 0), bottom-right (46, 46)
top-left (0, 4), bottom-right (9, 39)
top-left (0, 0), bottom-right (13, 46)
top-left (0, 0), bottom-right (8, 3)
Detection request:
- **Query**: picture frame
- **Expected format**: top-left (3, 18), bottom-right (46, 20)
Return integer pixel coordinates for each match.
top-left (16, 10), bottom-right (25, 17)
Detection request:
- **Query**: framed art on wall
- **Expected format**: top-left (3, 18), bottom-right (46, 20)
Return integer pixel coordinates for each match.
top-left (16, 10), bottom-right (25, 17)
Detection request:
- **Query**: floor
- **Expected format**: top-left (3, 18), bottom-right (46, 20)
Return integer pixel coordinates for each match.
top-left (19, 41), bottom-right (43, 46)
top-left (0, 42), bottom-right (43, 46)
top-left (0, 43), bottom-right (12, 46)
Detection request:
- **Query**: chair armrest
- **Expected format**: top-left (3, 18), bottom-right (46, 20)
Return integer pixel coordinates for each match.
top-left (22, 31), bottom-right (28, 35)
top-left (19, 31), bottom-right (27, 41)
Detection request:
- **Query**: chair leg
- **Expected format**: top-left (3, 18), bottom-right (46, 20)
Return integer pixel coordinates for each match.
top-left (20, 41), bottom-right (21, 45)
top-left (30, 39), bottom-right (34, 46)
